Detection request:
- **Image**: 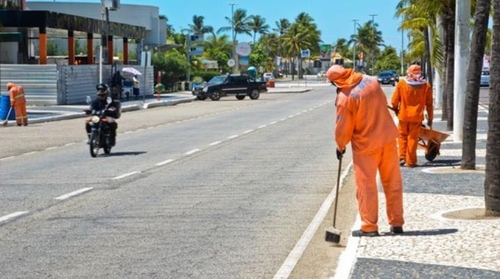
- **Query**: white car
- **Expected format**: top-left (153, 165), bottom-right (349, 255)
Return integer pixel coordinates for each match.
top-left (263, 72), bottom-right (274, 81)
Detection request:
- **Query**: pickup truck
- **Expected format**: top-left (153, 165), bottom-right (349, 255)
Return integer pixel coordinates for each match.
top-left (192, 74), bottom-right (267, 101)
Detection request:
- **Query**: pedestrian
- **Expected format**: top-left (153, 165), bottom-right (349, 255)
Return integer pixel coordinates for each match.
top-left (111, 70), bottom-right (124, 100)
top-left (326, 65), bottom-right (404, 236)
top-left (7, 82), bottom-right (28, 126)
top-left (133, 75), bottom-right (140, 100)
top-left (391, 64), bottom-right (433, 168)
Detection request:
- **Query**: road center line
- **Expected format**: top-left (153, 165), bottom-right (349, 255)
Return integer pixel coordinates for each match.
top-left (113, 171), bottom-right (141, 180)
top-left (185, 149), bottom-right (200, 155)
top-left (156, 159), bottom-right (175, 166)
top-left (0, 211), bottom-right (29, 223)
top-left (228, 135), bottom-right (239, 139)
top-left (243, 129), bottom-right (254, 134)
top-left (209, 141), bottom-right (221, 146)
top-left (55, 187), bottom-right (93, 200)
top-left (258, 125), bottom-right (267, 129)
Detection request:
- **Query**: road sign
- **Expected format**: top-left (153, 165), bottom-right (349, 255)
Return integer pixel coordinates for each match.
top-left (300, 49), bottom-right (310, 58)
top-left (227, 59), bottom-right (235, 67)
top-left (189, 34), bottom-right (204, 43)
top-left (190, 46), bottom-right (204, 56)
top-left (236, 42), bottom-right (251, 56)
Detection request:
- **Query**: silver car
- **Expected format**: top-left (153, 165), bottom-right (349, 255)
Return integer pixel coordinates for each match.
top-left (481, 69), bottom-right (490, 87)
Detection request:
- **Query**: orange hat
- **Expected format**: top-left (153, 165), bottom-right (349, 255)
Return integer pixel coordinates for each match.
top-left (326, 65), bottom-right (363, 88)
top-left (6, 82), bottom-right (15, 90)
top-left (407, 64), bottom-right (421, 75)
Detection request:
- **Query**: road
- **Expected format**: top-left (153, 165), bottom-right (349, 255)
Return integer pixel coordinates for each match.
top-left (0, 84), bottom-right (360, 279)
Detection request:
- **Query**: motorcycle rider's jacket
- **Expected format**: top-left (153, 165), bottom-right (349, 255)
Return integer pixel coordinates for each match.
top-left (89, 98), bottom-right (119, 118)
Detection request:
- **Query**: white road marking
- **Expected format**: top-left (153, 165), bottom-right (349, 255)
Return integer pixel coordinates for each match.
top-left (0, 156), bottom-right (15, 161)
top-left (45, 146), bottom-right (57, 150)
top-left (258, 125), bottom-right (267, 129)
top-left (228, 135), bottom-right (239, 139)
top-left (332, 216), bottom-right (361, 279)
top-left (156, 159), bottom-right (175, 166)
top-left (185, 149), bottom-right (200, 155)
top-left (274, 161), bottom-right (353, 279)
top-left (55, 187), bottom-right (93, 200)
top-left (23, 151), bottom-right (37, 156)
top-left (243, 129), bottom-right (254, 134)
top-left (209, 141), bottom-right (221, 146)
top-left (64, 143), bottom-right (75, 147)
top-left (0, 211), bottom-right (29, 223)
top-left (113, 171), bottom-right (141, 180)
top-left (269, 121), bottom-right (277, 125)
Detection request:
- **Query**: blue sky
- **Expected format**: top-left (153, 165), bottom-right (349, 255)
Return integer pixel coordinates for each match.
top-left (30, 0), bottom-right (406, 52)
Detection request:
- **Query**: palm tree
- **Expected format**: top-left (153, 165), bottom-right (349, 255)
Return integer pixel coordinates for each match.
top-left (248, 15), bottom-right (270, 44)
top-left (203, 34), bottom-right (232, 72)
top-left (462, 0), bottom-right (491, 170)
top-left (273, 18), bottom-right (290, 74)
top-left (188, 15), bottom-right (214, 36)
top-left (218, 8), bottom-right (251, 42)
top-left (349, 21), bottom-right (383, 73)
top-left (484, 0), bottom-right (500, 216)
top-left (281, 23), bottom-right (316, 80)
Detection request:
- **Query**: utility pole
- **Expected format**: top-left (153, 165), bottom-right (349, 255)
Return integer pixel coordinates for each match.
top-left (228, 2), bottom-right (237, 74)
top-left (453, 0), bottom-right (470, 141)
top-left (369, 14), bottom-right (377, 75)
top-left (352, 19), bottom-right (358, 71)
top-left (400, 18), bottom-right (404, 75)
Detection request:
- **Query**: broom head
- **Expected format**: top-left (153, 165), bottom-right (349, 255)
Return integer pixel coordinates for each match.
top-left (325, 226), bottom-right (342, 243)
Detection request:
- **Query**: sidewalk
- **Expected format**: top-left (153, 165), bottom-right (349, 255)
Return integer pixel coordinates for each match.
top-left (335, 102), bottom-right (500, 278)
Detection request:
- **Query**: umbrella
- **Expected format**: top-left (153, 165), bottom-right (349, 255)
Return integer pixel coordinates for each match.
top-left (121, 67), bottom-right (142, 76)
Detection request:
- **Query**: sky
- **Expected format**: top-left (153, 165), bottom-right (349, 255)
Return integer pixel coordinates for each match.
top-left (29, 0), bottom-right (406, 53)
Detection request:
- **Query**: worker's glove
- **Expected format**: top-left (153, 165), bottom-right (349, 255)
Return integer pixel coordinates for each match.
top-left (336, 148), bottom-right (345, 160)
top-left (427, 120), bottom-right (433, 128)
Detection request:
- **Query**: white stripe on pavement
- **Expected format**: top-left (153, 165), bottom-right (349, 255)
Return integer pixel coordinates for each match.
top-left (0, 211), bottom-right (29, 223)
top-left (113, 171), bottom-right (141, 180)
top-left (55, 187), bottom-right (93, 200)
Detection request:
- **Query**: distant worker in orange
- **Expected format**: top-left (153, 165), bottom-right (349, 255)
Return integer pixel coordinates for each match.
top-left (7, 82), bottom-right (28, 126)
top-left (391, 64), bottom-right (433, 167)
top-left (327, 65), bottom-right (404, 236)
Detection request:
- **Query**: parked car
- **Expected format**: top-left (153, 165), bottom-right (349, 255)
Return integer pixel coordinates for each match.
top-left (263, 72), bottom-right (274, 81)
top-left (192, 74), bottom-right (267, 101)
top-left (377, 71), bottom-right (397, 86)
top-left (481, 69), bottom-right (490, 87)
top-left (317, 71), bottom-right (326, 78)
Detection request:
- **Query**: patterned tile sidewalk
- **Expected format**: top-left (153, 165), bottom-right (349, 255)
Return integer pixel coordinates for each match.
top-left (343, 106), bottom-right (500, 279)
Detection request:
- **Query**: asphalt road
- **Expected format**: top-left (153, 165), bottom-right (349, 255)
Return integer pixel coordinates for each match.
top-left (0, 87), bottom-right (360, 279)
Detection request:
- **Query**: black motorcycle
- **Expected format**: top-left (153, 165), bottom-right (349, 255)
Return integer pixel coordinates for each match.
top-left (84, 96), bottom-right (114, 157)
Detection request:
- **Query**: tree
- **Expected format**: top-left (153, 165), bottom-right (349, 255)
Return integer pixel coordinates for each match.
top-left (374, 46), bottom-right (402, 72)
top-left (484, 0), bottom-right (500, 216)
top-left (218, 8), bottom-right (251, 42)
top-left (203, 34), bottom-right (232, 72)
top-left (462, 0), bottom-right (491, 170)
top-left (248, 15), bottom-right (269, 44)
top-left (188, 15), bottom-right (214, 36)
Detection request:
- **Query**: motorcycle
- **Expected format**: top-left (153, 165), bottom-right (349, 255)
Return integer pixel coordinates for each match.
top-left (84, 96), bottom-right (115, 157)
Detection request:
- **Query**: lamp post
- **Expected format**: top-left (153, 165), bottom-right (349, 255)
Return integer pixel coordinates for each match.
top-left (369, 14), bottom-right (378, 75)
top-left (143, 45), bottom-right (148, 103)
top-left (352, 19), bottom-right (358, 71)
top-left (228, 2), bottom-right (237, 74)
top-left (401, 18), bottom-right (404, 75)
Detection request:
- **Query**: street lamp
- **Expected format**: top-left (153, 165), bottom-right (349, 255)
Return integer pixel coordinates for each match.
top-left (228, 2), bottom-right (237, 73)
top-left (352, 19), bottom-right (358, 71)
top-left (143, 45), bottom-right (149, 103)
top-left (369, 14), bottom-right (378, 75)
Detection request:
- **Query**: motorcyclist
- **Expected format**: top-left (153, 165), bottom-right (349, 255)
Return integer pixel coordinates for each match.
top-left (85, 83), bottom-right (119, 146)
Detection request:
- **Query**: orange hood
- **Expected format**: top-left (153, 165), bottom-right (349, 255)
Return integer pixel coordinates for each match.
top-left (326, 65), bottom-right (363, 88)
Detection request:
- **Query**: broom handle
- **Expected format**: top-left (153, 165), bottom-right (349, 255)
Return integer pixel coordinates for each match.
top-left (332, 156), bottom-right (342, 227)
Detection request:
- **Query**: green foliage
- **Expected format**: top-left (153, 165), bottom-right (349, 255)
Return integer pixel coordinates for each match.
top-left (192, 76), bottom-right (204, 83)
top-left (47, 40), bottom-right (58, 55)
top-left (191, 71), bottom-right (222, 82)
top-left (152, 50), bottom-right (188, 85)
top-left (374, 46), bottom-right (401, 74)
top-left (249, 43), bottom-right (273, 72)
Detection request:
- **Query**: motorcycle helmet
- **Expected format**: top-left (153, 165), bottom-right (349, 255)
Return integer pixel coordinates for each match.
top-left (96, 83), bottom-right (108, 95)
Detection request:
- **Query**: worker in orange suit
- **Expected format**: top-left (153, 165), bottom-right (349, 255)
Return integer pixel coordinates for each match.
top-left (391, 64), bottom-right (433, 167)
top-left (7, 82), bottom-right (28, 126)
top-left (327, 65), bottom-right (404, 236)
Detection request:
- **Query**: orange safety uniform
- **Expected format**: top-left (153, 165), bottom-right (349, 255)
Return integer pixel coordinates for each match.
top-left (391, 65), bottom-right (433, 167)
top-left (7, 82), bottom-right (28, 126)
top-left (327, 65), bottom-right (404, 233)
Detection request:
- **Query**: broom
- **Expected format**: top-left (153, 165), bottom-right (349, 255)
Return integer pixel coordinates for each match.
top-left (325, 156), bottom-right (342, 243)
top-left (1, 107), bottom-right (13, 126)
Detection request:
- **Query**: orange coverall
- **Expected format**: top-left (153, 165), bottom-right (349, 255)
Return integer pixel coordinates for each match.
top-left (330, 66), bottom-right (404, 233)
top-left (8, 83), bottom-right (28, 126)
top-left (391, 78), bottom-right (433, 167)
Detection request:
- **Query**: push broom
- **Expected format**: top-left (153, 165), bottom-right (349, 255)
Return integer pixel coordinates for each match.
top-left (1, 107), bottom-right (13, 126)
top-left (325, 156), bottom-right (342, 243)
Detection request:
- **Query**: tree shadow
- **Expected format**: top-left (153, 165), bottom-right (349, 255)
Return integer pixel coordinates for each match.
top-left (381, 228), bottom-right (458, 236)
top-left (422, 159), bottom-right (461, 167)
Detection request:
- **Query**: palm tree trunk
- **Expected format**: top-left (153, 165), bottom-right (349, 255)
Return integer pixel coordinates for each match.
top-left (462, 0), bottom-right (491, 170)
top-left (485, 0), bottom-right (500, 216)
top-left (443, 7), bottom-right (456, 130)
top-left (424, 27), bottom-right (433, 87)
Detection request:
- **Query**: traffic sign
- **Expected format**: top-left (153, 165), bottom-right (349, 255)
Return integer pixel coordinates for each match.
top-left (227, 59), bottom-right (235, 67)
top-left (300, 49), bottom-right (310, 58)
top-left (236, 42), bottom-right (251, 56)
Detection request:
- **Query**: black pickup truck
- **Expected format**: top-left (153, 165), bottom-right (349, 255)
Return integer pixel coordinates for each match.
top-left (192, 74), bottom-right (267, 101)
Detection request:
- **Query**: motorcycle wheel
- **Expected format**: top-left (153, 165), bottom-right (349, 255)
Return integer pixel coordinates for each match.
top-left (89, 132), bottom-right (99, 157)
